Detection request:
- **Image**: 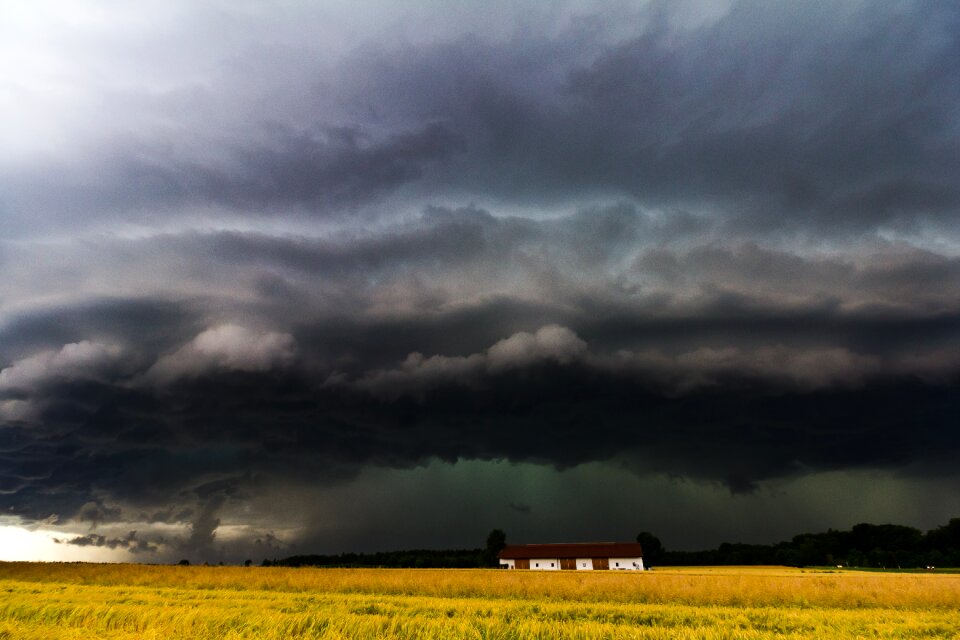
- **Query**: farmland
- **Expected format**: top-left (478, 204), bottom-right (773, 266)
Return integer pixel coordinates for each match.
top-left (1, 563), bottom-right (958, 639)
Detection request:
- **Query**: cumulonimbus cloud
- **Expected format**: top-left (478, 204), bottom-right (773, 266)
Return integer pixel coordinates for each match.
top-left (0, 0), bottom-right (958, 554)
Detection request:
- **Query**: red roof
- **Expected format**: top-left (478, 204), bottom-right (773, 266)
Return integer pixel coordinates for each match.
top-left (498, 542), bottom-right (643, 559)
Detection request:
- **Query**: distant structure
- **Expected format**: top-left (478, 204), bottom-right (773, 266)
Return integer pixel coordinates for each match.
top-left (497, 542), bottom-right (644, 570)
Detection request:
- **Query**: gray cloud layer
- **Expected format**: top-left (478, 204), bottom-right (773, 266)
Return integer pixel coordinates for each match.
top-left (1, 0), bottom-right (958, 555)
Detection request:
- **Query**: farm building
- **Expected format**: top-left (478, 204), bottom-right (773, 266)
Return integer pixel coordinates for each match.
top-left (498, 542), bottom-right (644, 571)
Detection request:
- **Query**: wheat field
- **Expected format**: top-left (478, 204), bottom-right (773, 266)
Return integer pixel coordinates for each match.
top-left (1, 563), bottom-right (958, 639)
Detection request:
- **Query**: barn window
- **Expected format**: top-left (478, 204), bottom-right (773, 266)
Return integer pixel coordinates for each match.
top-left (582, 563), bottom-right (586, 567)
top-left (550, 563), bottom-right (555, 567)
top-left (534, 563), bottom-right (539, 568)
top-left (615, 562), bottom-right (620, 567)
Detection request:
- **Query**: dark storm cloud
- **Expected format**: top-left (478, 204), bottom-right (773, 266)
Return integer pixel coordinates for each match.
top-left (4, 123), bottom-right (464, 234)
top-left (54, 530), bottom-right (158, 554)
top-left (509, 503), bottom-right (533, 515)
top-left (0, 297), bottom-right (197, 365)
top-left (185, 494), bottom-right (225, 557)
top-left (328, 0), bottom-right (960, 231)
top-left (140, 505), bottom-right (194, 524)
top-left (1, 316), bottom-right (957, 529)
top-left (3, 1), bottom-right (957, 233)
top-left (1, 1), bottom-right (959, 552)
top-left (76, 501), bottom-right (123, 527)
top-left (91, 122), bottom-right (464, 215)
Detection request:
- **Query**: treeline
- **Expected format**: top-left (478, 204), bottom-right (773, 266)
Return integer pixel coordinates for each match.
top-left (644, 518), bottom-right (960, 568)
top-left (257, 519), bottom-right (960, 569)
top-left (263, 548), bottom-right (487, 568)
top-left (261, 530), bottom-right (507, 568)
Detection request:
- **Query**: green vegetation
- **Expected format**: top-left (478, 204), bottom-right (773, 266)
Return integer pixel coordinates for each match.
top-left (265, 547), bottom-right (488, 568)
top-left (651, 518), bottom-right (960, 568)
top-left (260, 529), bottom-right (499, 568)
top-left (260, 518), bottom-right (960, 570)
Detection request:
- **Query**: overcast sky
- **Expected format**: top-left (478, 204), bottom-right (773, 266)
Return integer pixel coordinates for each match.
top-left (1, 0), bottom-right (959, 563)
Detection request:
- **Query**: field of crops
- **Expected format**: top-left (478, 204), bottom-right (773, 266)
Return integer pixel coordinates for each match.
top-left (1, 563), bottom-right (958, 639)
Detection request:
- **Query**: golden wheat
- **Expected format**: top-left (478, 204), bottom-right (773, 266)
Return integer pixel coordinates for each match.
top-left (0, 563), bottom-right (958, 639)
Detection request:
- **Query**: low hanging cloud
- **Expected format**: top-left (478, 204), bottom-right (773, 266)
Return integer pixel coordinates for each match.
top-left (352, 325), bottom-right (922, 398)
top-left (0, 399), bottom-right (33, 423)
top-left (0, 341), bottom-right (125, 424)
top-left (140, 325), bottom-right (296, 386)
top-left (354, 325), bottom-right (588, 399)
top-left (140, 505), bottom-right (195, 525)
top-left (183, 495), bottom-right (225, 558)
top-left (0, 341), bottom-right (123, 391)
top-left (487, 325), bottom-right (588, 371)
top-left (54, 530), bottom-right (159, 554)
top-left (75, 501), bottom-right (123, 528)
top-left (598, 345), bottom-right (884, 394)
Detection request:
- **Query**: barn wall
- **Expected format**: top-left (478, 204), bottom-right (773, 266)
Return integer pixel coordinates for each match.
top-left (499, 551), bottom-right (644, 570)
top-left (608, 557), bottom-right (644, 570)
top-left (530, 558), bottom-right (560, 570)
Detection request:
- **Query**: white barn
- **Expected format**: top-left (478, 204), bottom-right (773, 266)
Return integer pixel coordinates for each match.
top-left (498, 542), bottom-right (644, 571)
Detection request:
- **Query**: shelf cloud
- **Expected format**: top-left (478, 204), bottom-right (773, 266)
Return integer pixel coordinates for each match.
top-left (1, 0), bottom-right (958, 559)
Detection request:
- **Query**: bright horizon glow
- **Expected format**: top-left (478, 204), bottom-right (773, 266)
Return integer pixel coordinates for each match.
top-left (0, 525), bottom-right (123, 563)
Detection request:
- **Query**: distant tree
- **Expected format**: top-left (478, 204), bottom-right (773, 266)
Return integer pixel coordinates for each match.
top-left (485, 529), bottom-right (507, 566)
top-left (926, 518), bottom-right (960, 551)
top-left (636, 532), bottom-right (663, 567)
top-left (244, 559), bottom-right (253, 567)
top-left (852, 523), bottom-right (922, 552)
top-left (845, 549), bottom-right (867, 568)
top-left (177, 559), bottom-right (190, 566)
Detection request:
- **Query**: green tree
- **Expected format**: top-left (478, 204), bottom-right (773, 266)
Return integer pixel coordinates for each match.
top-left (926, 518), bottom-right (960, 550)
top-left (636, 531), bottom-right (663, 567)
top-left (485, 529), bottom-right (507, 566)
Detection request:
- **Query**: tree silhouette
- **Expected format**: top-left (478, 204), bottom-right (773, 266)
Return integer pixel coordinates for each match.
top-left (485, 529), bottom-right (507, 566)
top-left (636, 532), bottom-right (663, 567)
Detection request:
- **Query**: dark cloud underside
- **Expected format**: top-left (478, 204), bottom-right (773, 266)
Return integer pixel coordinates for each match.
top-left (1, 0), bottom-right (958, 556)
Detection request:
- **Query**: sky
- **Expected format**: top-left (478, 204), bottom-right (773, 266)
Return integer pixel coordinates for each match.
top-left (1, 0), bottom-right (959, 564)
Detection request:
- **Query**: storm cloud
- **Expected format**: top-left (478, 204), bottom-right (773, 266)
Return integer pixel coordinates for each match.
top-left (1, 0), bottom-right (958, 559)
top-left (54, 530), bottom-right (158, 554)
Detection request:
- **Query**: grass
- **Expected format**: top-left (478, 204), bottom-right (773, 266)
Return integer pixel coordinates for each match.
top-left (0, 563), bottom-right (958, 639)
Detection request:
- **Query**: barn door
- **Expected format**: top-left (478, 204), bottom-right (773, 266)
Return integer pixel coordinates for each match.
top-left (592, 558), bottom-right (609, 570)
top-left (560, 558), bottom-right (576, 570)
top-left (516, 559), bottom-right (530, 570)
